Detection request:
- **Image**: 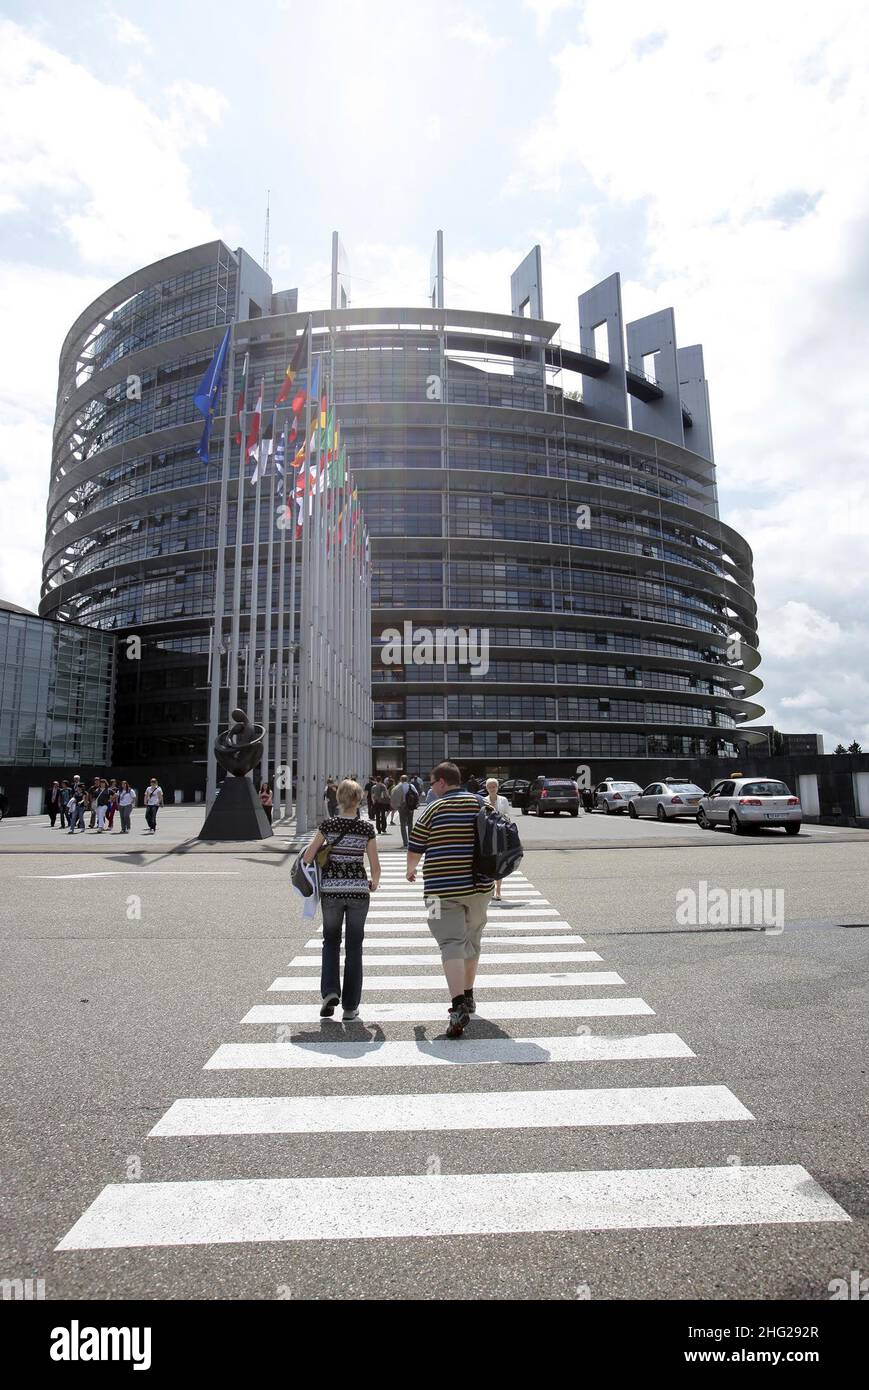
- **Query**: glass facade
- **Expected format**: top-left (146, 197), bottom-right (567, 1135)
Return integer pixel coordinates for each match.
top-left (0, 606), bottom-right (114, 765)
top-left (41, 241), bottom-right (763, 782)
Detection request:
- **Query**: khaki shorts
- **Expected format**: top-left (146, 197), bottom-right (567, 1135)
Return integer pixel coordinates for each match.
top-left (424, 890), bottom-right (492, 961)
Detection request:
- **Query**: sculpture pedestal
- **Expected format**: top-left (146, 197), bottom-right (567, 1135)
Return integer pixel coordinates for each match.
top-left (199, 775), bottom-right (273, 841)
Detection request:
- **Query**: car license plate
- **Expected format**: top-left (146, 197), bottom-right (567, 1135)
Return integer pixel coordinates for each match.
top-left (688, 797), bottom-right (699, 804)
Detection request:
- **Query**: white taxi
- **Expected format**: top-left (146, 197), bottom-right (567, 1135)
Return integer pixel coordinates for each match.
top-left (696, 776), bottom-right (802, 835)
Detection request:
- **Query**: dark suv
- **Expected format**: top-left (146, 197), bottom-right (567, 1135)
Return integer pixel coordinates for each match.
top-left (524, 777), bottom-right (580, 816)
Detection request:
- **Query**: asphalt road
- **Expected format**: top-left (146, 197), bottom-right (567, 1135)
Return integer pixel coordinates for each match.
top-left (1, 814), bottom-right (867, 1301)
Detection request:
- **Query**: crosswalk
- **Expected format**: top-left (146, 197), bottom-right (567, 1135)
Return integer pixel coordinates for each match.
top-left (56, 864), bottom-right (850, 1253)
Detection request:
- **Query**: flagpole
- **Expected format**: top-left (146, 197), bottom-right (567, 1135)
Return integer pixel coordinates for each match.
top-left (229, 352), bottom-right (249, 713)
top-left (295, 318), bottom-right (315, 836)
top-left (206, 326), bottom-right (236, 808)
top-left (287, 318), bottom-right (312, 826)
top-left (248, 379), bottom-right (265, 743)
top-left (260, 406), bottom-right (277, 789)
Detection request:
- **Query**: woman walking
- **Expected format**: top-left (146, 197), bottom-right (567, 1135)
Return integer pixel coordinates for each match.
top-left (483, 777), bottom-right (513, 901)
top-left (301, 779), bottom-right (379, 1021)
top-left (117, 781), bottom-right (136, 833)
top-left (259, 781), bottom-right (273, 823)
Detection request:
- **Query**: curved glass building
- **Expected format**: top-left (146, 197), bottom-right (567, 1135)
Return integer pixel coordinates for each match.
top-left (41, 237), bottom-right (764, 787)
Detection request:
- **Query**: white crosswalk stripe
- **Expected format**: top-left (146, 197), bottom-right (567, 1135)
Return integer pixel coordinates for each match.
top-left (269, 971), bottom-right (624, 991)
top-left (242, 998), bottom-right (656, 1023)
top-left (56, 865), bottom-right (851, 1254)
top-left (288, 951), bottom-right (602, 967)
top-left (203, 1033), bottom-right (695, 1070)
top-left (304, 935), bottom-right (588, 947)
top-left (56, 1167), bottom-right (849, 1250)
top-left (150, 1084), bottom-right (753, 1136)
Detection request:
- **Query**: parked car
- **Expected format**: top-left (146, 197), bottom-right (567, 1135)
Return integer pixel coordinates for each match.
top-left (628, 779), bottom-right (706, 821)
top-left (696, 777), bottom-right (802, 835)
top-left (593, 779), bottom-right (643, 814)
top-left (500, 778), bottom-right (531, 808)
top-left (0, 791), bottom-right (8, 821)
top-left (524, 776), bottom-right (580, 816)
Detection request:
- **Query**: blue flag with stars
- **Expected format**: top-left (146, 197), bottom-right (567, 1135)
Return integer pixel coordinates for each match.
top-left (194, 325), bottom-right (231, 463)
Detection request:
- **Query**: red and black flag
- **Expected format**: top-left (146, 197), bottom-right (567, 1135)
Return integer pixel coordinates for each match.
top-left (275, 321), bottom-right (311, 406)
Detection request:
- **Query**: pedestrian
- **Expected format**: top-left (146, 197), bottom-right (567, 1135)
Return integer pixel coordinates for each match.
top-left (259, 781), bottom-right (273, 823)
top-left (324, 777), bottom-right (339, 818)
top-left (364, 776), bottom-right (375, 819)
top-left (106, 779), bottom-right (118, 830)
top-left (94, 779), bottom-right (111, 832)
top-left (47, 781), bottom-right (62, 828)
top-left (88, 780), bottom-right (100, 828)
top-left (406, 761), bottom-right (494, 1038)
top-left (582, 786), bottom-right (594, 813)
top-left (395, 773), bottom-right (419, 849)
top-left (59, 779), bottom-right (71, 829)
top-left (389, 774), bottom-right (406, 830)
top-left (465, 772), bottom-right (481, 795)
top-left (385, 775), bottom-right (398, 825)
top-left (143, 778), bottom-right (163, 833)
top-left (482, 777), bottom-right (513, 901)
top-left (117, 780), bottom-right (136, 833)
top-left (370, 775), bottom-right (390, 834)
top-left (66, 781), bottom-right (87, 833)
top-left (301, 778), bottom-right (380, 1022)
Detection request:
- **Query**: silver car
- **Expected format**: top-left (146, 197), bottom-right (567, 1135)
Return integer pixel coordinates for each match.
top-left (593, 779), bottom-right (643, 814)
top-left (697, 777), bottom-right (802, 835)
top-left (628, 779), bottom-right (706, 821)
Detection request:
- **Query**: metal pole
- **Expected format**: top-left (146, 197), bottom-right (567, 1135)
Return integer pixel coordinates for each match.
top-left (206, 328), bottom-right (236, 807)
top-left (260, 407), bottom-right (277, 787)
top-left (229, 351), bottom-right (248, 712)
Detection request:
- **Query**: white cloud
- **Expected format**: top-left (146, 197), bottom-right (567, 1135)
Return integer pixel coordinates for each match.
top-left (522, 0), bottom-right (578, 39)
top-left (0, 19), bottom-right (225, 270)
top-left (0, 20), bottom-right (225, 611)
top-left (109, 11), bottom-right (154, 53)
top-left (447, 17), bottom-right (507, 50)
top-left (501, 0), bottom-right (869, 747)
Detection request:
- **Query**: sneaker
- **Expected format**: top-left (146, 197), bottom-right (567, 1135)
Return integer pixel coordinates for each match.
top-left (446, 1003), bottom-right (470, 1039)
top-left (319, 994), bottom-right (340, 1017)
top-left (342, 1007), bottom-right (360, 1021)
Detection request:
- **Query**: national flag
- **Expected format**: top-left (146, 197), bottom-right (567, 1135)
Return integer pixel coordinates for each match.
top-left (275, 321), bottom-right (311, 405)
top-left (249, 413), bottom-right (275, 485)
top-left (244, 378), bottom-right (263, 461)
top-left (233, 352), bottom-right (249, 445)
top-left (193, 326), bottom-right (231, 464)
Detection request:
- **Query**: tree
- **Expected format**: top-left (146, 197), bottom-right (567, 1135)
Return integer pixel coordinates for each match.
top-left (834, 744), bottom-right (847, 755)
top-left (847, 740), bottom-right (863, 755)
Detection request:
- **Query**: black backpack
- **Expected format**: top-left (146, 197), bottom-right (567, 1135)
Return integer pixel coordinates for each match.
top-left (473, 803), bottom-right (523, 883)
top-left (404, 783), bottom-right (420, 812)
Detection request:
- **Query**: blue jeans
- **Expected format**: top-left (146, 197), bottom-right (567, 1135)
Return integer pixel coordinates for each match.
top-left (320, 897), bottom-right (369, 1009)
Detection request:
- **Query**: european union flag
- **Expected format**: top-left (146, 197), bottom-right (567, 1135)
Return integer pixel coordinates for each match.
top-left (194, 326), bottom-right (232, 464)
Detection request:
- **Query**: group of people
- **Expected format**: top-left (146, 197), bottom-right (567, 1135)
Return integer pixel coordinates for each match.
top-left (46, 777), bottom-right (165, 834)
top-left (301, 764), bottom-right (515, 1034)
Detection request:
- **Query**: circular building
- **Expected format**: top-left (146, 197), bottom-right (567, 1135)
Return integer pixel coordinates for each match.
top-left (41, 237), bottom-right (764, 790)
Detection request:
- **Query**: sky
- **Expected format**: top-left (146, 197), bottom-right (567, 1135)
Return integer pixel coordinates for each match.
top-left (1, 0), bottom-right (868, 749)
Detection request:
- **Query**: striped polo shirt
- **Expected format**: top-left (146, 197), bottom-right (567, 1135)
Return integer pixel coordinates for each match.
top-left (407, 789), bottom-right (493, 898)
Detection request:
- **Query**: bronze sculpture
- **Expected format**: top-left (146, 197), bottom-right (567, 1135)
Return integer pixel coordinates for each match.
top-left (214, 708), bottom-right (265, 777)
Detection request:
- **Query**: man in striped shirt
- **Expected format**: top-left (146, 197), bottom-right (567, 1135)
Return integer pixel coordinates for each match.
top-left (406, 761), bottom-right (493, 1037)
